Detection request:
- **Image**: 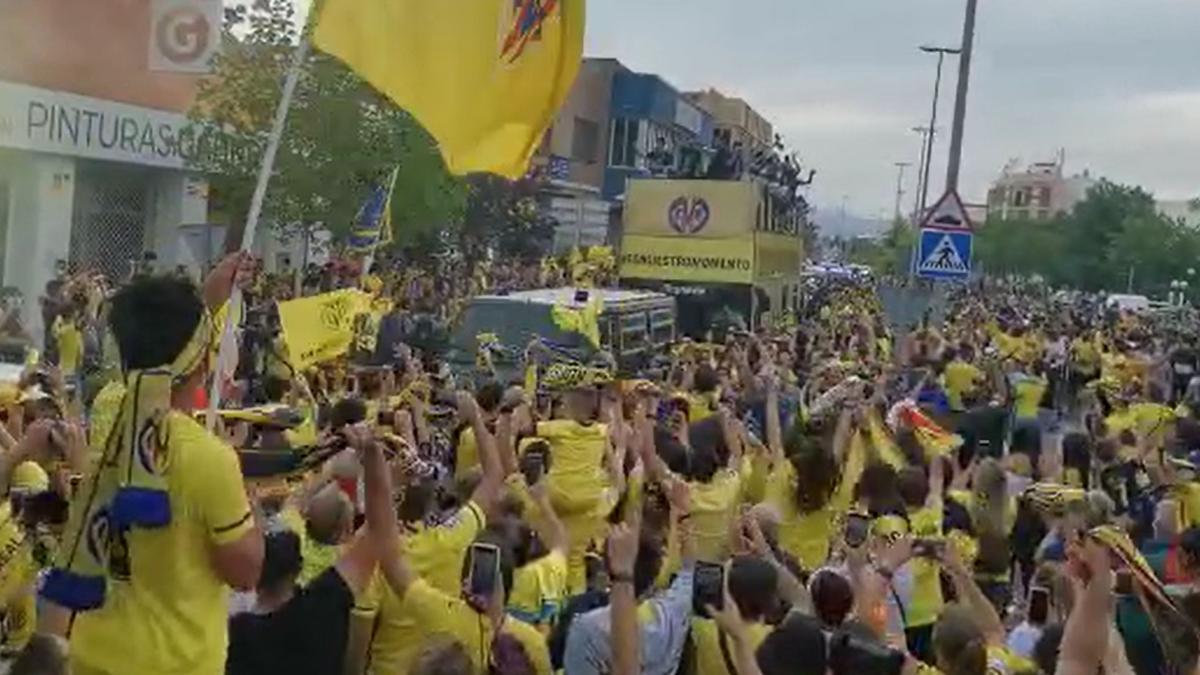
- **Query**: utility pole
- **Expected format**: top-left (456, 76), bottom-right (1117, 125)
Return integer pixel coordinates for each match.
top-left (893, 162), bottom-right (911, 223)
top-left (918, 45), bottom-right (960, 217)
top-left (911, 126), bottom-right (932, 225)
top-left (945, 0), bottom-right (979, 193)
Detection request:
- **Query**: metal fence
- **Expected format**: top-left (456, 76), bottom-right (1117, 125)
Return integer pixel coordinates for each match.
top-left (70, 166), bottom-right (152, 280)
top-left (878, 282), bottom-right (947, 333)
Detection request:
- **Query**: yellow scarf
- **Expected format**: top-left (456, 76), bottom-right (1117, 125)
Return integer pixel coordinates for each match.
top-left (44, 312), bottom-right (213, 611)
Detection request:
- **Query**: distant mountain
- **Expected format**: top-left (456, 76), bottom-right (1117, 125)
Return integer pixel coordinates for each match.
top-left (811, 207), bottom-right (891, 239)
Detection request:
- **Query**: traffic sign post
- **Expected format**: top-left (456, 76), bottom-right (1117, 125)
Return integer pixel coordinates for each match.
top-left (916, 189), bottom-right (973, 282)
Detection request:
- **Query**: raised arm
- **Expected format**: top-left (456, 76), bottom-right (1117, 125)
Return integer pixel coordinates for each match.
top-left (926, 453), bottom-right (946, 511)
top-left (529, 480), bottom-right (568, 555)
top-left (766, 374), bottom-right (783, 465)
top-left (1057, 540), bottom-right (1114, 675)
top-left (460, 391), bottom-right (503, 511)
top-left (334, 425), bottom-right (385, 596)
top-left (495, 408), bottom-right (520, 478)
top-left (940, 541), bottom-right (1006, 646)
top-left (608, 522), bottom-right (641, 675)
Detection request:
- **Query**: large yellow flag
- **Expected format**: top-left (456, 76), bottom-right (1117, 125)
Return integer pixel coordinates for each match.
top-left (315, 0), bottom-right (586, 179)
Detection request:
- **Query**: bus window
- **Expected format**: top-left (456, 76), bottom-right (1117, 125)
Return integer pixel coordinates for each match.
top-left (599, 316), bottom-right (614, 350)
top-left (649, 308), bottom-right (674, 346)
top-left (619, 312), bottom-right (648, 355)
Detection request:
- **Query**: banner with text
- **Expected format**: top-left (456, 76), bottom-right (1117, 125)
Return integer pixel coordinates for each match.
top-left (620, 235), bottom-right (754, 285)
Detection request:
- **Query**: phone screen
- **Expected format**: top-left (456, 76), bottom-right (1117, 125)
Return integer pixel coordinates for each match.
top-left (1028, 586), bottom-right (1050, 625)
top-left (467, 543), bottom-right (501, 599)
top-left (693, 561), bottom-right (725, 618)
top-left (914, 538), bottom-right (945, 559)
top-left (844, 514), bottom-right (870, 548)
top-left (520, 447), bottom-right (547, 485)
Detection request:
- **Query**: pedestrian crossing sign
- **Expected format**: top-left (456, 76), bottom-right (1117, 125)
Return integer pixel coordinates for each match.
top-left (917, 228), bottom-right (972, 281)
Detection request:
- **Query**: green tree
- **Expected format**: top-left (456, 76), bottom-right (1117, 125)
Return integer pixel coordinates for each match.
top-left (1062, 180), bottom-right (1159, 290)
top-left (459, 175), bottom-right (556, 262)
top-left (974, 179), bottom-right (1200, 296)
top-left (974, 215), bottom-right (1066, 282)
top-left (185, 0), bottom-right (466, 250)
top-left (843, 219), bottom-right (917, 277)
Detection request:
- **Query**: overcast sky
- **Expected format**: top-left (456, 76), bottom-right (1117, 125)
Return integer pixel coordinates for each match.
top-left (295, 0), bottom-right (1200, 218)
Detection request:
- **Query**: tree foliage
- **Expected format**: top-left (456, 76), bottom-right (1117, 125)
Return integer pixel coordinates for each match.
top-left (185, 0), bottom-right (465, 246)
top-left (974, 179), bottom-right (1200, 296)
top-left (851, 179), bottom-right (1199, 297)
top-left (459, 175), bottom-right (557, 263)
top-left (845, 218), bottom-right (916, 277)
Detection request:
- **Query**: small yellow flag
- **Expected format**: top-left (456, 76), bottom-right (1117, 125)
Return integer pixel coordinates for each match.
top-left (315, 0), bottom-right (586, 179)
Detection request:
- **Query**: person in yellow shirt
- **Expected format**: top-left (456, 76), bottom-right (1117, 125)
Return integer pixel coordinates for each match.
top-left (1007, 362), bottom-right (1048, 424)
top-left (453, 381), bottom-right (504, 480)
top-left (897, 455), bottom-right (946, 663)
top-left (277, 478), bottom-right (353, 587)
top-left (690, 556), bottom-right (777, 675)
top-left (368, 472), bottom-right (552, 675)
top-left (536, 378), bottom-right (610, 593)
top-left (686, 364), bottom-right (720, 423)
top-left (42, 270), bottom-right (265, 675)
top-left (505, 479), bottom-right (570, 632)
top-left (933, 546), bottom-right (1035, 675)
top-left (763, 390), bottom-right (862, 572)
top-left (942, 345), bottom-right (986, 412)
top-left (350, 392), bottom-right (505, 675)
top-left (51, 309), bottom-right (83, 382)
top-left (679, 411), bottom-right (751, 562)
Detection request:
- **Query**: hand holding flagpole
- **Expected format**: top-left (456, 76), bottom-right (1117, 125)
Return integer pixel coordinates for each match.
top-left (207, 37), bottom-right (311, 430)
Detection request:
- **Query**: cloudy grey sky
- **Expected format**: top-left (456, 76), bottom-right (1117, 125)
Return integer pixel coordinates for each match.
top-left (297, 0), bottom-right (1200, 218)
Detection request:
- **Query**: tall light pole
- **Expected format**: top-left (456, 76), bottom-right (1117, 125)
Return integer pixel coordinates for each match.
top-left (918, 45), bottom-right (960, 217)
top-left (893, 162), bottom-right (911, 223)
top-left (945, 0), bottom-right (980, 193)
top-left (911, 126), bottom-right (932, 224)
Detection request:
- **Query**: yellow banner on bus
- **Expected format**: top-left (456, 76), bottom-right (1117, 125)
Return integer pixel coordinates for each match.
top-left (620, 235), bottom-right (754, 284)
top-left (755, 232), bottom-right (805, 280)
top-left (624, 180), bottom-right (758, 239)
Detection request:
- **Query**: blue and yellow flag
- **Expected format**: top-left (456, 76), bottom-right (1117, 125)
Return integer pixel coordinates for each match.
top-left (315, 0), bottom-right (586, 179)
top-left (347, 170), bottom-right (397, 254)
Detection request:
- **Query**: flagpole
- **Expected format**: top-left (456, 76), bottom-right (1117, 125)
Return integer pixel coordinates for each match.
top-left (207, 37), bottom-right (311, 430)
top-left (360, 166), bottom-right (400, 283)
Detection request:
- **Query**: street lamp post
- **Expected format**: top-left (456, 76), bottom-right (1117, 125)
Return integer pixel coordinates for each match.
top-left (911, 126), bottom-right (932, 224)
top-left (918, 46), bottom-right (960, 218)
top-left (893, 161), bottom-right (911, 223)
top-left (945, 0), bottom-right (980, 193)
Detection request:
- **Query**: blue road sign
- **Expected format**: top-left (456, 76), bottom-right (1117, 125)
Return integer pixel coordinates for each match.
top-left (917, 228), bottom-right (972, 281)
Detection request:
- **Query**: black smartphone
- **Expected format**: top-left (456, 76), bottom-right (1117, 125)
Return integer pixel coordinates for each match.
top-left (844, 513), bottom-right (871, 549)
top-left (520, 443), bottom-right (550, 485)
top-left (377, 409), bottom-right (395, 428)
top-left (913, 538), bottom-right (945, 559)
top-left (1028, 586), bottom-right (1050, 625)
top-left (466, 542), bottom-right (501, 601)
top-left (693, 561), bottom-right (725, 618)
top-left (829, 630), bottom-right (905, 675)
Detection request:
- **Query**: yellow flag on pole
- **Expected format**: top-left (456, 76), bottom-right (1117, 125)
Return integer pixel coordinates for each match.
top-left (277, 289), bottom-right (373, 369)
top-left (314, 0), bottom-right (586, 179)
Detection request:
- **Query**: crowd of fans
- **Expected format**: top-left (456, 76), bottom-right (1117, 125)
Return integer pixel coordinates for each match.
top-left (0, 254), bottom-right (1199, 675)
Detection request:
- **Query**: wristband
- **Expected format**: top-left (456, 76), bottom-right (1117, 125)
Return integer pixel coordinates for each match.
top-left (610, 572), bottom-right (635, 585)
